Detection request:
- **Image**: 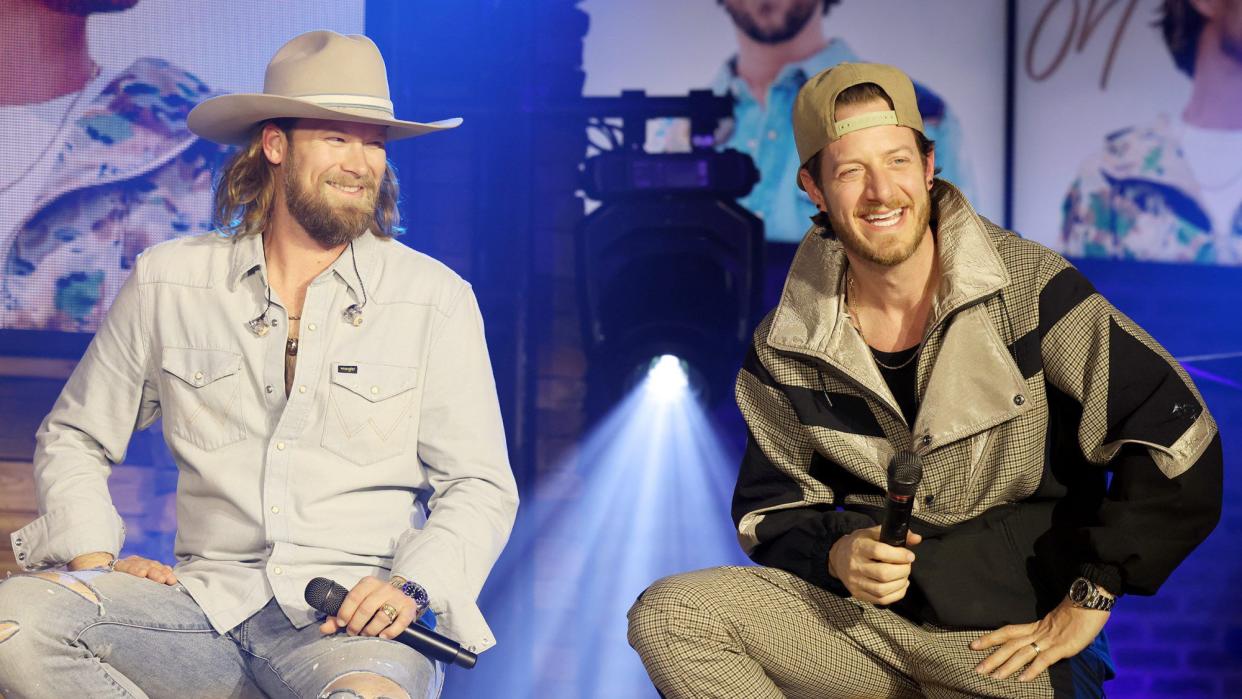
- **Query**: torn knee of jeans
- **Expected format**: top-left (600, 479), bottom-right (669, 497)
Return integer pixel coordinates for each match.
top-left (318, 671), bottom-right (411, 699)
top-left (32, 571), bottom-right (99, 604)
top-left (0, 621), bottom-right (19, 644)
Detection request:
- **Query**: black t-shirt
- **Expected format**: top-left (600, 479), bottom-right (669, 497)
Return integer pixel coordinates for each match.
top-left (871, 345), bottom-right (919, 427)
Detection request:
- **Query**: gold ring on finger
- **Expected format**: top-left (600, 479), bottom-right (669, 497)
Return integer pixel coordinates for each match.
top-left (1030, 641), bottom-right (1042, 654)
top-left (380, 603), bottom-right (398, 623)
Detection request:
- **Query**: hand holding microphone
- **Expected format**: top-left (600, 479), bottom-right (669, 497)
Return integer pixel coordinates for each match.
top-left (306, 577), bottom-right (478, 669)
top-left (828, 451), bottom-right (924, 605)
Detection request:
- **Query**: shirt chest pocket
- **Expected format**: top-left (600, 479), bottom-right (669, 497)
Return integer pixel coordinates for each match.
top-left (321, 361), bottom-right (420, 466)
top-left (160, 347), bottom-right (247, 451)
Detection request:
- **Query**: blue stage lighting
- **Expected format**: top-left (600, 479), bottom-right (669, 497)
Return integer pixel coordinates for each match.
top-left (645, 354), bottom-right (689, 399)
top-left (446, 375), bottom-right (749, 698)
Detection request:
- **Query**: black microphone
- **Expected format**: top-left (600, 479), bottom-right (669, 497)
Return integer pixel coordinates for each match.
top-left (878, 450), bottom-right (923, 547)
top-left (305, 577), bottom-right (478, 670)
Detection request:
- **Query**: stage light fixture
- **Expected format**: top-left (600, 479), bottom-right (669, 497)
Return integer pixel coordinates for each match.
top-left (575, 91), bottom-right (764, 417)
top-left (644, 354), bottom-right (690, 400)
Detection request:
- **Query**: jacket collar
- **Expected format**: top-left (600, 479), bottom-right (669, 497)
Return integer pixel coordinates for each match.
top-left (1093, 114), bottom-right (1212, 232)
top-left (766, 180), bottom-right (1010, 400)
top-left (39, 57), bottom-right (212, 210)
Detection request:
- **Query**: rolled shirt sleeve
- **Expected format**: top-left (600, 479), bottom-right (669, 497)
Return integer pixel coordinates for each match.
top-left (392, 284), bottom-right (519, 653)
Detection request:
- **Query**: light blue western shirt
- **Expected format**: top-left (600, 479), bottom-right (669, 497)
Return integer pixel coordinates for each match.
top-left (10, 229), bottom-right (518, 654)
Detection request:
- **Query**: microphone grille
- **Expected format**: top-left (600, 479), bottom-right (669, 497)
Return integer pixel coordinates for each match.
top-left (889, 450), bottom-right (923, 490)
top-left (304, 577), bottom-right (349, 616)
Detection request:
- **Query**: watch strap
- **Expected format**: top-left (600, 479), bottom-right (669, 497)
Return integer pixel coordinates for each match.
top-left (389, 575), bottom-right (431, 612)
top-left (1070, 577), bottom-right (1116, 612)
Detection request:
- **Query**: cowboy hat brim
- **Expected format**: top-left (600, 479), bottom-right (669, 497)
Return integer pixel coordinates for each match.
top-left (187, 93), bottom-right (462, 145)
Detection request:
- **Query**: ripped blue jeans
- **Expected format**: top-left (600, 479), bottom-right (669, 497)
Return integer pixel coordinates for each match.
top-left (0, 568), bottom-right (442, 699)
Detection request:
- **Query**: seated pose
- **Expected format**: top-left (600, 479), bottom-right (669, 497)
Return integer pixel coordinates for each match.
top-left (628, 63), bottom-right (1221, 698)
top-left (0, 30), bottom-right (517, 699)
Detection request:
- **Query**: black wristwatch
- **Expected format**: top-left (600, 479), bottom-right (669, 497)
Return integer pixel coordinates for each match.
top-left (1069, 576), bottom-right (1116, 612)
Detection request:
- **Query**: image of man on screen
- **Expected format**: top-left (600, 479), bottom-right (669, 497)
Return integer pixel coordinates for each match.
top-left (712, 0), bottom-right (973, 245)
top-left (0, 0), bottom-right (226, 333)
top-left (1062, 0), bottom-right (1242, 264)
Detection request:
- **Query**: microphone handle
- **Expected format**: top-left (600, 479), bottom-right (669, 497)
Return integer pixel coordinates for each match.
top-left (399, 622), bottom-right (478, 670)
top-left (878, 490), bottom-right (915, 547)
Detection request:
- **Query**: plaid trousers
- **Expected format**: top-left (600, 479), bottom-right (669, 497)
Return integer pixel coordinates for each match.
top-left (627, 566), bottom-right (1111, 698)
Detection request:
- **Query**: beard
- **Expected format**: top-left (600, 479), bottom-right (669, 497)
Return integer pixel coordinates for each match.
top-left (282, 152), bottom-right (378, 248)
top-left (722, 0), bottom-right (820, 45)
top-left (39, 0), bottom-right (140, 15)
top-left (827, 191), bottom-right (932, 267)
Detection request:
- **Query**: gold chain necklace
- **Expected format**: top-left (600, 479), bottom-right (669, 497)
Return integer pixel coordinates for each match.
top-left (0, 63), bottom-right (101, 194)
top-left (845, 270), bottom-right (923, 371)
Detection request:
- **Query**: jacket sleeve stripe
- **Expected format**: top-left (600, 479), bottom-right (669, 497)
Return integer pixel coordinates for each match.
top-left (1039, 266), bottom-right (1097, 338)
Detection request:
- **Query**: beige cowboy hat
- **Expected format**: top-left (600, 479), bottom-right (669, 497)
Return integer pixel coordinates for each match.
top-left (187, 30), bottom-right (461, 145)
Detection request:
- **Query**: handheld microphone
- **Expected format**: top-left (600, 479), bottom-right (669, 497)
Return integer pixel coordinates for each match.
top-left (878, 450), bottom-right (922, 547)
top-left (305, 577), bottom-right (477, 670)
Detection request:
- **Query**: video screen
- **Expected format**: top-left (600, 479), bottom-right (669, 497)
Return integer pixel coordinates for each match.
top-left (0, 0), bottom-right (364, 336)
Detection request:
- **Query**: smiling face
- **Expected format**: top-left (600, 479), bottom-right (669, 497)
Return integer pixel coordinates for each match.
top-left (799, 98), bottom-right (935, 267)
top-left (277, 119), bottom-right (388, 247)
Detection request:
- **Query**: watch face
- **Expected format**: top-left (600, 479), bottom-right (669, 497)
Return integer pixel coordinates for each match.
top-left (1070, 577), bottom-right (1092, 603)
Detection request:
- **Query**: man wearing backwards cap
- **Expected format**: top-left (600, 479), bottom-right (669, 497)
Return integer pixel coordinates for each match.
top-left (0, 30), bottom-right (517, 698)
top-left (629, 62), bottom-right (1221, 697)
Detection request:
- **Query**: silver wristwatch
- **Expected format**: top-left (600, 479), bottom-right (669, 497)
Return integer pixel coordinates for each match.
top-left (1069, 577), bottom-right (1116, 612)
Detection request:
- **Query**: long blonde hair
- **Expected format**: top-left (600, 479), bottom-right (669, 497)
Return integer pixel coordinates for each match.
top-left (211, 119), bottom-right (402, 238)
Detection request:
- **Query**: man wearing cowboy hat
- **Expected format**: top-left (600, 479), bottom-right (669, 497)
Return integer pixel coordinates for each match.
top-left (0, 30), bottom-right (517, 699)
top-left (628, 62), bottom-right (1221, 697)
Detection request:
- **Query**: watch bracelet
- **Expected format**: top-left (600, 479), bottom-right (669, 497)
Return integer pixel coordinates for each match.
top-left (389, 576), bottom-right (430, 611)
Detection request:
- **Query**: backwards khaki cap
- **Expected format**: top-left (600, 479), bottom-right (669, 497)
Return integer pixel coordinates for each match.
top-left (792, 62), bottom-right (925, 169)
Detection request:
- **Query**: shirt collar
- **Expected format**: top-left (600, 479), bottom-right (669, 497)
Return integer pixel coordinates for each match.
top-left (227, 228), bottom-right (383, 303)
top-left (227, 230), bottom-right (265, 289)
top-left (711, 38), bottom-right (860, 100)
top-left (325, 229), bottom-right (381, 303)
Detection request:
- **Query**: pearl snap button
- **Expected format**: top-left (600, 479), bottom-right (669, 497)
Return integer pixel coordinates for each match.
top-left (194, 371), bottom-right (204, 381)
top-left (276, 442), bottom-right (286, 451)
top-left (308, 323), bottom-right (317, 331)
top-left (298, 385), bottom-right (307, 394)
top-left (370, 386), bottom-right (379, 395)
top-left (273, 567), bottom-right (282, 575)
top-left (271, 506), bottom-right (280, 514)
